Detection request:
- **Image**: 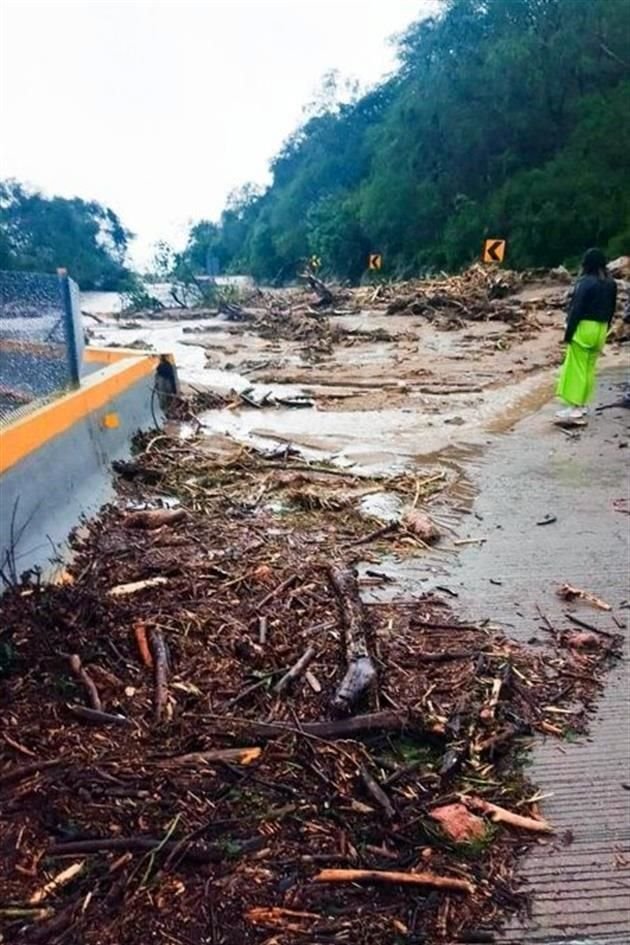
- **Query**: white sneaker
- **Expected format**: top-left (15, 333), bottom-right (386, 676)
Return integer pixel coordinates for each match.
top-left (555, 406), bottom-right (585, 422)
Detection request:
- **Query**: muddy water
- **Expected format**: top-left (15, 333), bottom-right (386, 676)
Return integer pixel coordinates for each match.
top-left (198, 372), bottom-right (555, 474)
top-left (91, 317), bottom-right (307, 398)
top-left (92, 312), bottom-right (562, 476)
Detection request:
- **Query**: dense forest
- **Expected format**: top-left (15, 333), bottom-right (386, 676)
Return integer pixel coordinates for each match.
top-left (182, 0), bottom-right (630, 283)
top-left (0, 180), bottom-right (133, 290)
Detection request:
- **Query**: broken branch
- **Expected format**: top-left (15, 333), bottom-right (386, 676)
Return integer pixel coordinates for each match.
top-left (274, 645), bottom-right (317, 695)
top-left (68, 654), bottom-right (102, 712)
top-left (313, 868), bottom-right (473, 894)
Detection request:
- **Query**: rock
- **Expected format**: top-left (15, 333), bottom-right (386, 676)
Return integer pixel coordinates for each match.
top-left (549, 265), bottom-right (572, 283)
top-left (400, 510), bottom-right (440, 544)
top-left (608, 256), bottom-right (630, 278)
top-left (430, 803), bottom-right (487, 843)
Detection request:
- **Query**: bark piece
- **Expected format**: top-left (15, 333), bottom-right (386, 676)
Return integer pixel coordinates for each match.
top-left (158, 747), bottom-right (261, 767)
top-left (133, 621), bottom-right (154, 668)
top-left (124, 508), bottom-right (186, 530)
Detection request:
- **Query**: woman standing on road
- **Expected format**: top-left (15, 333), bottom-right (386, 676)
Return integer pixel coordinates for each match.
top-left (556, 248), bottom-right (617, 421)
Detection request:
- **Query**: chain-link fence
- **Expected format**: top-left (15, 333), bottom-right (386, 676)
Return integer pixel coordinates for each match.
top-left (0, 270), bottom-right (84, 425)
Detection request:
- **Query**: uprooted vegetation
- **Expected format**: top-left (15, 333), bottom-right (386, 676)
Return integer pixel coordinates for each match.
top-left (0, 432), bottom-right (623, 945)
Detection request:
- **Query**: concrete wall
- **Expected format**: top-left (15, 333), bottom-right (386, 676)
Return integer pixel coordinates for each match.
top-left (0, 349), bottom-right (162, 582)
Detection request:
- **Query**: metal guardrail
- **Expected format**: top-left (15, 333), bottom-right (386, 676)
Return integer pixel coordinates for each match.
top-left (0, 270), bottom-right (84, 426)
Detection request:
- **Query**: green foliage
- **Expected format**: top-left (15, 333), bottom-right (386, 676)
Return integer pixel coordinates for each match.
top-left (0, 179), bottom-right (134, 290)
top-left (181, 0), bottom-right (629, 281)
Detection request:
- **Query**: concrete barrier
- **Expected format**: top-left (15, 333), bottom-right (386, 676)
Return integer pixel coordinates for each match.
top-left (0, 347), bottom-right (165, 583)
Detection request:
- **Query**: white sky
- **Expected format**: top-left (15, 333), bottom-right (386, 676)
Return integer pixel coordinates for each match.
top-left (0, 0), bottom-right (436, 265)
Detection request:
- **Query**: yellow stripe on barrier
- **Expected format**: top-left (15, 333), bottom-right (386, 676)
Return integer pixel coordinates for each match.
top-left (0, 354), bottom-right (158, 474)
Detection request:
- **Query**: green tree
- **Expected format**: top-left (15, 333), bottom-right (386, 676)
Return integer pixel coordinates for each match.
top-left (179, 0), bottom-right (630, 281)
top-left (0, 179), bottom-right (133, 290)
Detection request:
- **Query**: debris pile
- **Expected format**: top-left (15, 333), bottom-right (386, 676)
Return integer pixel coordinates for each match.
top-left (353, 266), bottom-right (544, 331)
top-left (0, 435), bottom-right (622, 945)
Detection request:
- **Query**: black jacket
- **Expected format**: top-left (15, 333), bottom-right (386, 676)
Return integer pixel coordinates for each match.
top-left (565, 274), bottom-right (617, 343)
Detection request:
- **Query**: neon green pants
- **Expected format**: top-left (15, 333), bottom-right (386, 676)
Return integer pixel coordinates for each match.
top-left (556, 319), bottom-right (608, 407)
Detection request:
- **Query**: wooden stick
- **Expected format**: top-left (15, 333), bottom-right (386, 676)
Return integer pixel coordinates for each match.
top-left (350, 522), bottom-right (398, 547)
top-left (48, 836), bottom-right (260, 863)
top-left (133, 621), bottom-right (154, 668)
top-left (274, 645), bottom-right (317, 695)
top-left (30, 862), bottom-right (85, 903)
top-left (109, 576), bottom-right (168, 597)
top-left (313, 868), bottom-right (473, 894)
top-left (453, 537), bottom-right (487, 546)
top-left (565, 613), bottom-right (617, 639)
top-left (158, 747), bottom-right (262, 767)
top-left (67, 704), bottom-right (133, 727)
top-left (150, 629), bottom-right (169, 722)
top-left (557, 584), bottom-right (611, 611)
top-left (68, 655), bottom-right (102, 712)
top-left (207, 709), bottom-right (429, 741)
top-left (416, 650), bottom-right (475, 662)
top-left (327, 566), bottom-right (377, 712)
top-left (258, 573), bottom-right (298, 609)
top-left (359, 766), bottom-right (395, 820)
top-left (0, 758), bottom-right (65, 787)
top-left (462, 796), bottom-right (553, 833)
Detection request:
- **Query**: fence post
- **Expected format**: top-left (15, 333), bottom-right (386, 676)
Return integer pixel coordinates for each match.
top-left (57, 268), bottom-right (80, 387)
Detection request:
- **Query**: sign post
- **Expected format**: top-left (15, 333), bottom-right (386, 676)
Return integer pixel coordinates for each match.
top-left (368, 253), bottom-right (383, 271)
top-left (482, 239), bottom-right (506, 264)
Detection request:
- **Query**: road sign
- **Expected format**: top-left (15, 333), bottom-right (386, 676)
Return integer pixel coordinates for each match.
top-left (310, 255), bottom-right (322, 271)
top-left (368, 253), bottom-right (383, 271)
top-left (482, 239), bottom-right (506, 264)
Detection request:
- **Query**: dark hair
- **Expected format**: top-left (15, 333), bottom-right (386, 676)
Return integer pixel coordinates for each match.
top-left (582, 247), bottom-right (607, 276)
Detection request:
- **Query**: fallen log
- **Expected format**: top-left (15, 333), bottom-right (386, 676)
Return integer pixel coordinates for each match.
top-left (327, 566), bottom-right (377, 713)
top-left (313, 868), bottom-right (473, 894)
top-left (274, 645), bottom-right (317, 695)
top-left (304, 274), bottom-right (334, 307)
top-left (150, 629), bottom-right (169, 722)
top-left (68, 654), bottom-right (102, 712)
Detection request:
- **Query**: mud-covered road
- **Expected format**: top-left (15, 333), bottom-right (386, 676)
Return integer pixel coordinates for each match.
top-left (87, 280), bottom-right (630, 943)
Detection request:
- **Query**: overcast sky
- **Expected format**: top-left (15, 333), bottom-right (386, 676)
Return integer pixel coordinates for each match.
top-left (1, 0), bottom-right (436, 265)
